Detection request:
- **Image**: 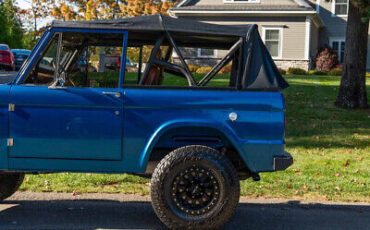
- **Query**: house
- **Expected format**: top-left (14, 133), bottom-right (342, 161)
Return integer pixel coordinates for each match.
top-left (169, 0), bottom-right (370, 71)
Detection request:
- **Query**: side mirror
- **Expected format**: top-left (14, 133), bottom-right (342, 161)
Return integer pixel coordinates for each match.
top-left (58, 72), bottom-right (66, 87)
top-left (49, 72), bottom-right (67, 89)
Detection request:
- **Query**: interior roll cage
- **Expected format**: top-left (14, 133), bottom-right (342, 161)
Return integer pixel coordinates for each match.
top-left (137, 32), bottom-right (243, 87)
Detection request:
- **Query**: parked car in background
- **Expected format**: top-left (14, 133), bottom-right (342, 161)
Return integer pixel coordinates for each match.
top-left (0, 44), bottom-right (15, 71)
top-left (99, 55), bottom-right (135, 72)
top-left (11, 49), bottom-right (31, 70)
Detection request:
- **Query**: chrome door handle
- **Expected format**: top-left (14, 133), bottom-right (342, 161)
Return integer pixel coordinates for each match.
top-left (102, 91), bottom-right (121, 98)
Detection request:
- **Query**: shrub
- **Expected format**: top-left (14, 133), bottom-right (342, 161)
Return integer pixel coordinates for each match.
top-left (335, 64), bottom-right (343, 70)
top-left (219, 64), bottom-right (232, 74)
top-left (286, 67), bottom-right (307, 75)
top-left (188, 65), bottom-right (200, 73)
top-left (367, 72), bottom-right (370, 78)
top-left (196, 66), bottom-right (213, 74)
top-left (315, 46), bottom-right (338, 72)
top-left (308, 70), bottom-right (327, 75)
top-left (278, 68), bottom-right (286, 75)
top-left (328, 68), bottom-right (342, 76)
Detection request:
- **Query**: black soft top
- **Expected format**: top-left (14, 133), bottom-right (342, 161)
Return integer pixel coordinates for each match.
top-left (51, 15), bottom-right (288, 90)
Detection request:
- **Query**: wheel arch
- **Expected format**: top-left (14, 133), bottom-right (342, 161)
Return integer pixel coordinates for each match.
top-left (139, 120), bottom-right (252, 176)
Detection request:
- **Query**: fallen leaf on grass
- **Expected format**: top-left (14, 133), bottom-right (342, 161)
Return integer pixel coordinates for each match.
top-left (72, 190), bottom-right (78, 196)
top-left (343, 160), bottom-right (349, 168)
top-left (303, 185), bottom-right (309, 191)
top-left (335, 173), bottom-right (340, 177)
top-left (353, 169), bottom-right (359, 173)
top-left (24, 176), bottom-right (30, 184)
top-left (286, 184), bottom-right (292, 188)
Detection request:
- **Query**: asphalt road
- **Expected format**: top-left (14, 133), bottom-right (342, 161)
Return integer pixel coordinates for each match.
top-left (0, 71), bottom-right (17, 84)
top-left (0, 192), bottom-right (369, 230)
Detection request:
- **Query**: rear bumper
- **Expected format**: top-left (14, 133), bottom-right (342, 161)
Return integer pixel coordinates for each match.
top-left (273, 151), bottom-right (293, 171)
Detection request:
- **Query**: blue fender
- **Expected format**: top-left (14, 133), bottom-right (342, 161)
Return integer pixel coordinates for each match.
top-left (139, 119), bottom-right (256, 172)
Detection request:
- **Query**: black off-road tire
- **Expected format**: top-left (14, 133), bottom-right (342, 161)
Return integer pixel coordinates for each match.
top-left (151, 145), bottom-right (240, 230)
top-left (0, 173), bottom-right (25, 201)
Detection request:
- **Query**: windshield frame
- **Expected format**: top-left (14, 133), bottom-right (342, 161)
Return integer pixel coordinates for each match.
top-left (14, 28), bottom-right (128, 88)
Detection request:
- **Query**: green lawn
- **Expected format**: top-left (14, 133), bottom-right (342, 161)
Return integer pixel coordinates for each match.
top-left (20, 75), bottom-right (370, 202)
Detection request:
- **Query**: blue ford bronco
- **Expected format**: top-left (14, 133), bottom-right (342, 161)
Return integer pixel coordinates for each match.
top-left (0, 15), bottom-right (292, 229)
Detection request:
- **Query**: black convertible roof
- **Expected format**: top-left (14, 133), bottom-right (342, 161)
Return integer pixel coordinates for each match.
top-left (51, 15), bottom-right (251, 37)
top-left (51, 15), bottom-right (288, 90)
top-left (52, 15), bottom-right (250, 49)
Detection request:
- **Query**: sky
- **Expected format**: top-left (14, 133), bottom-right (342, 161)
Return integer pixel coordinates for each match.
top-left (16, 0), bottom-right (52, 29)
top-left (16, 0), bottom-right (31, 9)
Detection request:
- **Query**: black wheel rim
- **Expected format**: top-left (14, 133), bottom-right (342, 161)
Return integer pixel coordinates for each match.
top-left (171, 166), bottom-right (220, 216)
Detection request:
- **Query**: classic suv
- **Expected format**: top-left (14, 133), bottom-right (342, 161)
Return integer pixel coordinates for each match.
top-left (0, 44), bottom-right (15, 71)
top-left (0, 15), bottom-right (292, 229)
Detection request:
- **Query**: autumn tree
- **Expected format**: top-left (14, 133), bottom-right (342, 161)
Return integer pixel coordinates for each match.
top-left (119, 0), bottom-right (177, 17)
top-left (48, 0), bottom-right (123, 20)
top-left (335, 0), bottom-right (369, 109)
top-left (0, 0), bottom-right (24, 48)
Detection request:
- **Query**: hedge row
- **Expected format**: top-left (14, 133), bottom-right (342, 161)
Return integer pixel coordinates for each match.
top-left (278, 67), bottom-right (343, 76)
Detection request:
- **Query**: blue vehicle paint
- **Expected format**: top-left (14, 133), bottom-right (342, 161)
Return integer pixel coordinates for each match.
top-left (121, 88), bottom-right (285, 173)
top-left (9, 85), bottom-right (124, 161)
top-left (0, 26), bottom-right (291, 175)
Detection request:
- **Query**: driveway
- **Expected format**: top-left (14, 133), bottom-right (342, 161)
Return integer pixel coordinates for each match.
top-left (0, 71), bottom-right (17, 84)
top-left (0, 192), bottom-right (369, 230)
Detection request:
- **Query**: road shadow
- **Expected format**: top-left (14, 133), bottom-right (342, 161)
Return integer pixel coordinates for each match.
top-left (0, 199), bottom-right (369, 230)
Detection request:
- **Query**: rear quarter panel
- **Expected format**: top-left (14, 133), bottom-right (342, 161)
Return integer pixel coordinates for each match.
top-left (122, 88), bottom-right (285, 173)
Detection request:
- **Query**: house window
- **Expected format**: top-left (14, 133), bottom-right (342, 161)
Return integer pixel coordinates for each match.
top-left (197, 48), bottom-right (217, 58)
top-left (262, 27), bottom-right (283, 59)
top-left (332, 0), bottom-right (349, 16)
top-left (223, 0), bottom-right (260, 3)
top-left (331, 40), bottom-right (345, 63)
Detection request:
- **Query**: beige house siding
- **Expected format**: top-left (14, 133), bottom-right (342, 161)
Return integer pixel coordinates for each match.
top-left (176, 15), bottom-right (310, 70)
top-left (180, 16), bottom-right (307, 60)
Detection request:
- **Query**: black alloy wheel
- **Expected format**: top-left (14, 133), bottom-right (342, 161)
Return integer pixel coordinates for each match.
top-left (151, 145), bottom-right (240, 230)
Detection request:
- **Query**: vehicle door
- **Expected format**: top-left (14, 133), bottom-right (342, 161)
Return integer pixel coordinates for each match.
top-left (8, 30), bottom-right (128, 161)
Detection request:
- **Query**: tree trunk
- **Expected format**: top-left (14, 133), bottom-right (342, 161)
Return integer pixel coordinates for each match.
top-left (335, 0), bottom-right (369, 109)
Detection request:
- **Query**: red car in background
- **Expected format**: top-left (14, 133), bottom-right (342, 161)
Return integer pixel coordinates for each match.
top-left (0, 44), bottom-right (15, 71)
